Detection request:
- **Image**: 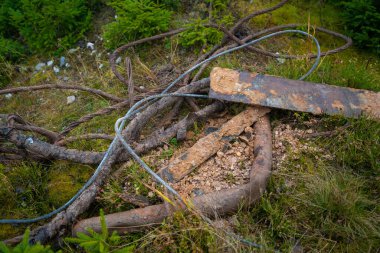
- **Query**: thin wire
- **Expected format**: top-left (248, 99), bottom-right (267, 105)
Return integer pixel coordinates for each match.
top-left (0, 29), bottom-right (321, 235)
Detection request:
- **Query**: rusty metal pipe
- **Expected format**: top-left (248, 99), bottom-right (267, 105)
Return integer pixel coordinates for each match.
top-left (72, 113), bottom-right (272, 235)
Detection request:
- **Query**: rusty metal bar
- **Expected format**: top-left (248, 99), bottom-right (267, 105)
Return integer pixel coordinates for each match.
top-left (209, 67), bottom-right (379, 119)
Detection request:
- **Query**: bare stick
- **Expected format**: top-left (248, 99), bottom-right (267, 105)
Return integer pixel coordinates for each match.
top-left (0, 84), bottom-right (124, 103)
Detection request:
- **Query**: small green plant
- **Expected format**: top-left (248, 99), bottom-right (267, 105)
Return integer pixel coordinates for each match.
top-left (160, 148), bottom-right (174, 159)
top-left (66, 209), bottom-right (134, 253)
top-left (169, 137), bottom-right (178, 147)
top-left (340, 0), bottom-right (380, 54)
top-left (178, 19), bottom-right (223, 50)
top-left (9, 0), bottom-right (92, 53)
top-left (102, 0), bottom-right (172, 49)
top-left (0, 37), bottom-right (25, 61)
top-left (0, 228), bottom-right (57, 253)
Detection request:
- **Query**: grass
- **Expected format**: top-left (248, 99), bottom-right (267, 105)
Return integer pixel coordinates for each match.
top-left (0, 0), bottom-right (379, 251)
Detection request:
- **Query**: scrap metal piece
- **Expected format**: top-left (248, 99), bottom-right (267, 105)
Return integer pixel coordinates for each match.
top-left (158, 106), bottom-right (270, 182)
top-left (209, 67), bottom-right (380, 119)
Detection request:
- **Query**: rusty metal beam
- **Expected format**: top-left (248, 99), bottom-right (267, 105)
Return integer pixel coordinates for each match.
top-left (209, 67), bottom-right (379, 119)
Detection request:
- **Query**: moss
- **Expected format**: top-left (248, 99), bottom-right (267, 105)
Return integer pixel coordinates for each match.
top-left (47, 161), bottom-right (93, 207)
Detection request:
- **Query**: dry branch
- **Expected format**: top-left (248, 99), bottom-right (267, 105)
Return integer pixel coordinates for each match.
top-left (0, 84), bottom-right (124, 103)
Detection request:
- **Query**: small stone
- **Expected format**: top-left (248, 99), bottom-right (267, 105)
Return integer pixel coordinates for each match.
top-left (59, 56), bottom-right (66, 67)
top-left (47, 60), bottom-right (54, 67)
top-left (216, 151), bottom-right (224, 158)
top-left (277, 58), bottom-right (286, 64)
top-left (148, 192), bottom-right (154, 198)
top-left (53, 66), bottom-right (60, 73)
top-left (236, 152), bottom-right (242, 157)
top-left (192, 188), bottom-right (204, 196)
top-left (306, 129), bottom-right (313, 134)
top-left (68, 48), bottom-right (79, 54)
top-left (116, 57), bottom-right (122, 64)
top-left (35, 62), bottom-right (46, 71)
top-left (239, 135), bottom-right (250, 145)
top-left (245, 126), bottom-right (253, 132)
top-left (86, 42), bottom-right (95, 50)
top-left (67, 95), bottom-right (76, 104)
top-left (139, 86), bottom-right (145, 90)
top-left (65, 63), bottom-right (71, 68)
top-left (5, 93), bottom-right (12, 99)
top-left (98, 63), bottom-right (104, 69)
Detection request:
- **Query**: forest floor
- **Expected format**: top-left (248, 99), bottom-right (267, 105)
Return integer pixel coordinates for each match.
top-left (0, 0), bottom-right (379, 252)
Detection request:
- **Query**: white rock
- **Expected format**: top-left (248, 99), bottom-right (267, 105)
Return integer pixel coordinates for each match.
top-left (277, 58), bottom-right (286, 64)
top-left (139, 86), bottom-right (145, 90)
top-left (53, 66), bottom-right (60, 73)
top-left (275, 52), bottom-right (285, 64)
top-left (115, 56), bottom-right (122, 64)
top-left (148, 192), bottom-right (154, 198)
top-left (65, 63), bottom-right (71, 68)
top-left (67, 95), bottom-right (76, 104)
top-left (5, 93), bottom-right (12, 99)
top-left (68, 48), bottom-right (79, 54)
top-left (98, 63), bottom-right (104, 69)
top-left (59, 56), bottom-right (66, 67)
top-left (35, 62), bottom-right (46, 71)
top-left (87, 42), bottom-right (95, 50)
top-left (47, 60), bottom-right (54, 67)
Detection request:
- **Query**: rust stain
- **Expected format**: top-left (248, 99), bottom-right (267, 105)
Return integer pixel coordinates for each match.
top-left (269, 89), bottom-right (278, 96)
top-left (289, 94), bottom-right (309, 112)
top-left (358, 92), bottom-right (380, 119)
top-left (331, 100), bottom-right (345, 112)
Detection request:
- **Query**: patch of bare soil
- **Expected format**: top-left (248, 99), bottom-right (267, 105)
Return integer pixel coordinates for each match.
top-left (144, 116), bottom-right (334, 199)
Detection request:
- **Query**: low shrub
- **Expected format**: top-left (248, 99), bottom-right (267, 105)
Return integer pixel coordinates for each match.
top-left (178, 19), bottom-right (223, 49)
top-left (102, 0), bottom-right (173, 49)
top-left (0, 0), bottom-right (98, 61)
top-left (341, 0), bottom-right (380, 54)
top-left (9, 0), bottom-right (92, 53)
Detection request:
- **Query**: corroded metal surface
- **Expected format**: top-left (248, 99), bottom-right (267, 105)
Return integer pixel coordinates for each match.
top-left (210, 67), bottom-right (380, 119)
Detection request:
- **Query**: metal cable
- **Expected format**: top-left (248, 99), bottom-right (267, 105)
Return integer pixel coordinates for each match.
top-left (0, 29), bottom-right (321, 238)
